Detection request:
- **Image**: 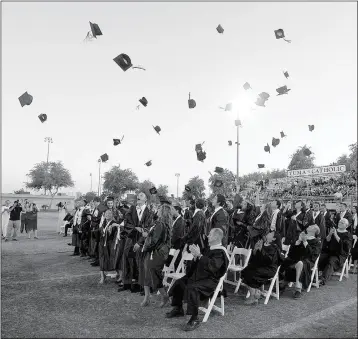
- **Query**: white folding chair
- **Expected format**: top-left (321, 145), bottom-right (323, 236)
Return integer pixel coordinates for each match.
top-left (227, 243), bottom-right (234, 256)
top-left (333, 258), bottom-right (350, 281)
top-left (224, 247), bottom-right (252, 293)
top-left (260, 265), bottom-right (281, 305)
top-left (349, 236), bottom-right (357, 270)
top-left (307, 255), bottom-right (320, 292)
top-left (282, 244), bottom-right (290, 258)
top-left (199, 272), bottom-right (227, 323)
top-left (167, 248), bottom-right (193, 292)
top-left (163, 249), bottom-right (180, 287)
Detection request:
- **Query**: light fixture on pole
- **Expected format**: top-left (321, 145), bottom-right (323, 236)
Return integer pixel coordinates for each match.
top-left (97, 159), bottom-right (102, 197)
top-left (234, 119), bottom-right (242, 191)
top-left (44, 137), bottom-right (53, 195)
top-left (175, 173), bottom-right (180, 198)
top-left (90, 173), bottom-right (92, 192)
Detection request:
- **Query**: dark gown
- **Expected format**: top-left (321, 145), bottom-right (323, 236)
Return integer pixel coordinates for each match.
top-left (143, 220), bottom-right (171, 289)
top-left (351, 227), bottom-right (358, 261)
top-left (229, 209), bottom-right (246, 248)
top-left (281, 238), bottom-right (321, 289)
top-left (241, 243), bottom-right (281, 288)
top-left (99, 220), bottom-right (117, 271)
top-left (25, 209), bottom-right (38, 232)
top-left (247, 210), bottom-right (271, 248)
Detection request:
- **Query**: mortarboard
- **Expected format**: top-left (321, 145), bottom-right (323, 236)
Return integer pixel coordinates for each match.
top-left (113, 136), bottom-right (124, 146)
top-left (216, 24), bottom-right (224, 34)
top-left (258, 164), bottom-right (265, 169)
top-left (214, 179), bottom-right (223, 188)
top-left (280, 131), bottom-right (287, 138)
top-left (113, 53), bottom-right (132, 71)
top-left (159, 195), bottom-right (171, 205)
top-left (264, 143), bottom-right (271, 153)
top-left (89, 22), bottom-right (102, 38)
top-left (153, 125), bottom-right (161, 135)
top-left (283, 70), bottom-right (289, 79)
top-left (185, 185), bottom-right (191, 192)
top-left (255, 97), bottom-right (267, 107)
top-left (243, 82), bottom-right (251, 90)
top-left (18, 92), bottom-right (33, 107)
top-left (145, 160), bottom-right (152, 167)
top-left (259, 92), bottom-right (270, 100)
top-left (303, 148), bottom-right (312, 156)
top-left (139, 97), bottom-right (148, 107)
top-left (276, 85), bottom-right (291, 96)
top-left (272, 137), bottom-right (280, 147)
top-left (214, 167), bottom-right (224, 174)
top-left (100, 153), bottom-right (109, 162)
top-left (308, 125), bottom-right (315, 132)
top-left (38, 114), bottom-right (47, 123)
top-left (195, 142), bottom-right (204, 152)
top-left (149, 187), bottom-right (157, 195)
top-left (228, 140), bottom-right (232, 146)
top-left (220, 103), bottom-right (232, 111)
top-left (188, 92), bottom-right (196, 109)
top-left (274, 29), bottom-right (291, 43)
top-left (196, 150), bottom-right (206, 162)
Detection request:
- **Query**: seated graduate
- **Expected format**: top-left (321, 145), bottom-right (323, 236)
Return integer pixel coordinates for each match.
top-left (241, 231), bottom-right (282, 305)
top-left (279, 224), bottom-right (321, 299)
top-left (247, 203), bottom-right (272, 249)
top-left (166, 228), bottom-right (230, 332)
top-left (318, 218), bottom-right (353, 285)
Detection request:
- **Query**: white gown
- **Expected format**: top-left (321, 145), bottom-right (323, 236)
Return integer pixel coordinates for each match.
top-left (2, 206), bottom-right (10, 236)
top-left (57, 207), bottom-right (67, 233)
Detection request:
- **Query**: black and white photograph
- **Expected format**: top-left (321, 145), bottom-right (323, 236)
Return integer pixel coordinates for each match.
top-left (1, 1), bottom-right (357, 338)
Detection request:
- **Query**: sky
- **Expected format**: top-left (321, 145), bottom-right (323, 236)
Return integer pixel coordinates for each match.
top-left (2, 2), bottom-right (357, 197)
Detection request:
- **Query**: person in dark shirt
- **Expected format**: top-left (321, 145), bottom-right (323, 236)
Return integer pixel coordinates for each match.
top-left (5, 201), bottom-right (23, 241)
top-left (318, 218), bottom-right (352, 285)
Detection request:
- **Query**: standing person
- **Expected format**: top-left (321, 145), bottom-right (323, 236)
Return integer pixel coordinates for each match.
top-left (182, 200), bottom-right (193, 236)
top-left (270, 200), bottom-right (285, 238)
top-left (353, 206), bottom-right (358, 234)
top-left (209, 194), bottom-right (229, 245)
top-left (5, 200), bottom-right (23, 241)
top-left (26, 202), bottom-right (39, 239)
top-left (312, 202), bottom-right (326, 239)
top-left (57, 202), bottom-right (67, 234)
top-left (20, 200), bottom-right (29, 234)
top-left (132, 193), bottom-right (154, 295)
top-left (320, 204), bottom-right (334, 237)
top-left (2, 200), bottom-right (11, 239)
top-left (334, 203), bottom-right (353, 233)
top-left (71, 200), bottom-right (86, 256)
top-left (89, 197), bottom-right (105, 267)
top-left (140, 202), bottom-right (172, 307)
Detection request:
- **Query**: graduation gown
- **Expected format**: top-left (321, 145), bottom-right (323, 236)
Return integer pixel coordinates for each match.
top-left (182, 208), bottom-right (193, 236)
top-left (282, 238), bottom-right (321, 289)
top-left (242, 243), bottom-right (281, 289)
top-left (98, 219), bottom-right (117, 271)
top-left (209, 207), bottom-right (228, 235)
top-left (285, 209), bottom-right (313, 245)
top-left (181, 210), bottom-right (207, 251)
top-left (248, 210), bottom-right (270, 243)
top-left (312, 211), bottom-right (326, 240)
top-left (171, 215), bottom-right (185, 249)
top-left (89, 207), bottom-right (105, 256)
top-left (229, 209), bottom-right (246, 247)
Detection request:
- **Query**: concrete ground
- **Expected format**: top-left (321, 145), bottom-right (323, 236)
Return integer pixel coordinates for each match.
top-left (1, 212), bottom-right (357, 338)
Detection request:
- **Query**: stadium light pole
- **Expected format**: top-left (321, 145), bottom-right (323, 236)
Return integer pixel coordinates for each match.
top-left (97, 159), bottom-right (102, 197)
top-left (90, 173), bottom-right (92, 192)
top-left (234, 119), bottom-right (241, 191)
top-left (44, 137), bottom-right (53, 195)
top-left (175, 173), bottom-right (180, 198)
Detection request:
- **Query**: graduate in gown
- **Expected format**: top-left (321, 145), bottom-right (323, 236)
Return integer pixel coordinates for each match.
top-left (280, 224), bottom-right (321, 299)
top-left (141, 202), bottom-right (172, 307)
top-left (89, 197), bottom-right (105, 266)
top-left (229, 204), bottom-right (246, 248)
top-left (318, 218), bottom-right (353, 285)
top-left (209, 194), bottom-right (229, 245)
top-left (166, 228), bottom-right (230, 332)
top-left (241, 231), bottom-right (282, 305)
top-left (247, 203), bottom-right (272, 249)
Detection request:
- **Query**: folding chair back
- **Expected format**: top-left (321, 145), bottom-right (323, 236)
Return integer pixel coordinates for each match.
top-left (282, 244), bottom-right (290, 258)
top-left (162, 249), bottom-right (180, 287)
top-left (307, 255), bottom-right (320, 292)
top-left (260, 265), bottom-right (281, 305)
top-left (349, 236), bottom-right (357, 269)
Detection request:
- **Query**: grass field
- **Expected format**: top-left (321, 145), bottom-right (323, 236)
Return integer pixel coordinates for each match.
top-left (1, 212), bottom-right (357, 338)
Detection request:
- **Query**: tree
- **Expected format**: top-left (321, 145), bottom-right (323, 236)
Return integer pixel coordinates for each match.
top-left (84, 191), bottom-right (97, 202)
top-left (208, 169), bottom-right (236, 199)
top-left (136, 180), bottom-right (156, 203)
top-left (287, 145), bottom-right (315, 170)
top-left (103, 166), bottom-right (139, 199)
top-left (348, 142), bottom-right (357, 171)
top-left (182, 176), bottom-right (206, 201)
top-left (26, 161), bottom-right (74, 208)
top-left (13, 188), bottom-right (27, 194)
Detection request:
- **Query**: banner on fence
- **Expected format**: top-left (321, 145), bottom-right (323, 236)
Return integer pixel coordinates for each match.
top-left (287, 165), bottom-right (346, 177)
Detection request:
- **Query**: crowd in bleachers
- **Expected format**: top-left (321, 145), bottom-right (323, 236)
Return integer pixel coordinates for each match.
top-left (58, 191), bottom-right (358, 331)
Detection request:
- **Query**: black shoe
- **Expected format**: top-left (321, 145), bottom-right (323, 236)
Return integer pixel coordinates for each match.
top-left (90, 261), bottom-right (99, 266)
top-left (12, 239), bottom-right (18, 241)
top-left (71, 253), bottom-right (80, 256)
top-left (131, 284), bottom-right (141, 293)
top-left (118, 284), bottom-right (131, 292)
top-left (319, 279), bottom-right (326, 286)
top-left (183, 318), bottom-right (201, 331)
top-left (68, 243), bottom-right (72, 246)
top-left (293, 290), bottom-right (302, 299)
top-left (279, 283), bottom-right (287, 292)
top-left (165, 307), bottom-right (185, 318)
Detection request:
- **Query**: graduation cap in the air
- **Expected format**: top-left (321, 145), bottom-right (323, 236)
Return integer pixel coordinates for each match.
top-left (259, 92), bottom-right (270, 100)
top-left (113, 136), bottom-right (124, 146)
top-left (308, 125), bottom-right (315, 132)
top-left (38, 114), bottom-right (47, 123)
top-left (264, 143), bottom-right (271, 153)
top-left (185, 185), bottom-right (191, 192)
top-left (283, 70), bottom-right (289, 79)
top-left (89, 22), bottom-right (102, 38)
top-left (149, 187), bottom-right (157, 195)
top-left (303, 148), bottom-right (312, 156)
top-left (243, 82), bottom-right (251, 90)
top-left (214, 167), bottom-right (224, 174)
top-left (228, 140), bottom-right (232, 146)
top-left (258, 164), bottom-right (265, 169)
top-left (196, 150), bottom-right (206, 162)
top-left (188, 92), bottom-right (196, 109)
top-left (274, 29), bottom-right (291, 43)
top-left (276, 85), bottom-right (291, 96)
top-left (214, 179), bottom-right (223, 188)
top-left (139, 97), bottom-right (148, 107)
top-left (113, 53), bottom-right (146, 72)
top-left (100, 153), bottom-right (109, 162)
top-left (280, 131), bottom-right (287, 138)
top-left (255, 97), bottom-right (267, 107)
top-left (18, 92), bottom-right (33, 107)
top-left (220, 103), bottom-right (232, 111)
top-left (272, 137), bottom-right (280, 147)
top-left (145, 160), bottom-right (152, 167)
top-left (216, 24), bottom-right (224, 34)
top-left (153, 125), bottom-right (161, 135)
top-left (195, 142), bottom-right (205, 152)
